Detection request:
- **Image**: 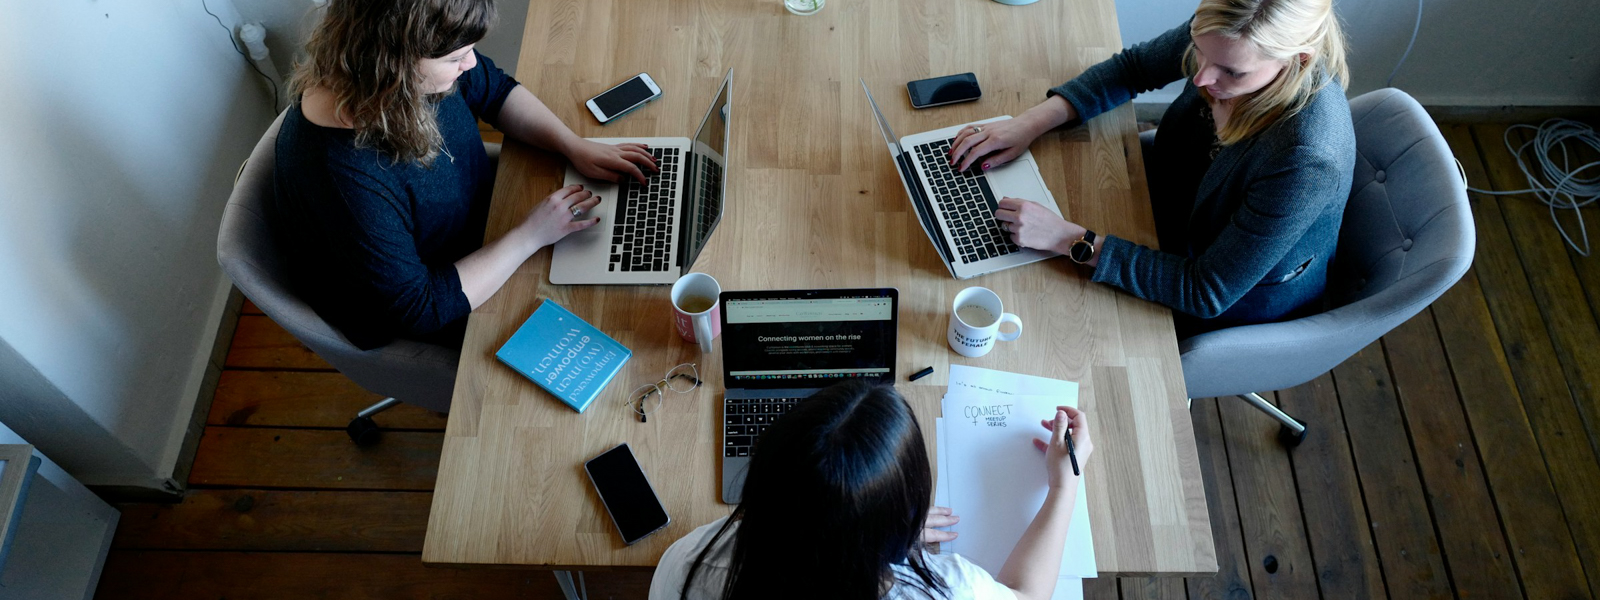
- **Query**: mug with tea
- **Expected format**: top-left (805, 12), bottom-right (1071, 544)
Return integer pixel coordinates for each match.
top-left (947, 286), bottom-right (1022, 358)
top-left (671, 273), bottom-right (722, 353)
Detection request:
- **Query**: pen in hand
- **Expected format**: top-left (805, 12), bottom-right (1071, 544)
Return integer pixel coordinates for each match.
top-left (1065, 420), bottom-right (1080, 476)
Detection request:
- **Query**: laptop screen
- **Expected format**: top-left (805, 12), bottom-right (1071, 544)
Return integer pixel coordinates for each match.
top-left (719, 289), bottom-right (898, 390)
top-left (679, 69), bottom-right (732, 271)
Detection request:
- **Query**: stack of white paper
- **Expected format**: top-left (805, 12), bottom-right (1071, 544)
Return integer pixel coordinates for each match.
top-left (934, 365), bottom-right (1096, 600)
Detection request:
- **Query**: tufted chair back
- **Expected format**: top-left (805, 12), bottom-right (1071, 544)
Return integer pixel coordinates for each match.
top-left (1179, 88), bottom-right (1475, 398)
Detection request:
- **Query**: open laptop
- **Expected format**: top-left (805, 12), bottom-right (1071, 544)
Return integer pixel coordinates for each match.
top-left (550, 69), bottom-right (732, 284)
top-left (717, 288), bottom-right (899, 504)
top-left (860, 80), bottom-right (1065, 279)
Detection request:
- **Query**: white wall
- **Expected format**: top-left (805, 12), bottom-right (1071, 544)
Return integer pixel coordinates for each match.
top-left (0, 0), bottom-right (277, 489)
top-left (1117, 0), bottom-right (1600, 106)
top-left (232, 0), bottom-right (531, 96)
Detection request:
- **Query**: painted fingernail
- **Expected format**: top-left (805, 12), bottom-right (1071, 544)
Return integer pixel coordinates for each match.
top-left (983, 163), bottom-right (990, 170)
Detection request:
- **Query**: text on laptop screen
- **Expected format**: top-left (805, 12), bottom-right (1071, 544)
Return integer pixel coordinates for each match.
top-left (723, 296), bottom-right (894, 386)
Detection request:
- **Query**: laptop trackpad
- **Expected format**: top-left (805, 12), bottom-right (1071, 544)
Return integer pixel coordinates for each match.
top-left (555, 176), bottom-right (619, 251)
top-left (987, 158), bottom-right (1060, 216)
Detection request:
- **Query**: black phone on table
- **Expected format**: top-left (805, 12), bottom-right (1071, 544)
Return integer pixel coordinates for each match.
top-left (907, 73), bottom-right (982, 109)
top-left (584, 443), bottom-right (671, 545)
top-left (586, 73), bottom-right (662, 123)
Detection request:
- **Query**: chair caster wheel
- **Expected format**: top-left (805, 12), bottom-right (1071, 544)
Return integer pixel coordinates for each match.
top-left (1278, 423), bottom-right (1307, 448)
top-left (347, 416), bottom-right (382, 446)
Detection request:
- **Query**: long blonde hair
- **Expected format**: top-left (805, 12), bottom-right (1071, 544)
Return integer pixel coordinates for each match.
top-left (288, 0), bottom-right (496, 165)
top-left (1183, 0), bottom-right (1349, 146)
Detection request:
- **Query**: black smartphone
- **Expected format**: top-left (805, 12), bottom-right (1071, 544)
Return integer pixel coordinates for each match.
top-left (583, 443), bottom-right (671, 545)
top-left (585, 73), bottom-right (662, 123)
top-left (907, 73), bottom-right (982, 109)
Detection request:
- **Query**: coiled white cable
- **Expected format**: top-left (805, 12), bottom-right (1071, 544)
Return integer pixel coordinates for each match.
top-left (1466, 118), bottom-right (1600, 257)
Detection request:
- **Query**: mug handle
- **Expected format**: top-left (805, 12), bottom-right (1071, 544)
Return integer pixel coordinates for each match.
top-left (693, 313), bottom-right (715, 354)
top-left (998, 313), bottom-right (1023, 342)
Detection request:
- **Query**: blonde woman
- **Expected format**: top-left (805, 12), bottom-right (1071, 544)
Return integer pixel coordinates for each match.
top-left (275, 0), bottom-right (656, 350)
top-left (950, 0), bottom-right (1355, 337)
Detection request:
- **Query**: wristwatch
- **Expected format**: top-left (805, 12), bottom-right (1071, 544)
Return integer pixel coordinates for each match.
top-left (1068, 230), bottom-right (1098, 265)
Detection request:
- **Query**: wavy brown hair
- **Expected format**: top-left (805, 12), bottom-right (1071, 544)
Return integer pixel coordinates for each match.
top-left (288, 0), bottom-right (496, 165)
top-left (1182, 0), bottom-right (1349, 146)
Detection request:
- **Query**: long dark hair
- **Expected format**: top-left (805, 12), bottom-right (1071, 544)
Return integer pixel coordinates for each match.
top-left (288, 0), bottom-right (496, 165)
top-left (682, 381), bottom-right (949, 599)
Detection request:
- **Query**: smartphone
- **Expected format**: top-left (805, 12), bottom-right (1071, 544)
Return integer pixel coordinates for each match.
top-left (907, 73), bottom-right (982, 109)
top-left (586, 73), bottom-right (662, 123)
top-left (583, 443), bottom-right (671, 545)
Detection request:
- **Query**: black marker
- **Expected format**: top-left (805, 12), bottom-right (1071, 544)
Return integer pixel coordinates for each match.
top-left (1065, 423), bottom-right (1080, 476)
top-left (909, 366), bottom-right (934, 382)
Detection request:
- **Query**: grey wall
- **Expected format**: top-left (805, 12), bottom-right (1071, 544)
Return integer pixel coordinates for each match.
top-left (1117, 0), bottom-right (1600, 106)
top-left (233, 0), bottom-right (532, 95)
top-left (0, 0), bottom-right (277, 489)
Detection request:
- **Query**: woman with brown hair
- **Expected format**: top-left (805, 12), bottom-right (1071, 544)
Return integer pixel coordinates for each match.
top-left (274, 0), bottom-right (653, 350)
top-left (951, 0), bottom-right (1356, 338)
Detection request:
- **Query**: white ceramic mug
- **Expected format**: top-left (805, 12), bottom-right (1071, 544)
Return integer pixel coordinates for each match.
top-left (947, 286), bottom-right (1022, 358)
top-left (671, 273), bottom-right (721, 353)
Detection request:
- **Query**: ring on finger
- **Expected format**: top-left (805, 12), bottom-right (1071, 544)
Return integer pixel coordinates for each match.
top-left (971, 125), bottom-right (984, 134)
top-left (570, 205), bottom-right (584, 218)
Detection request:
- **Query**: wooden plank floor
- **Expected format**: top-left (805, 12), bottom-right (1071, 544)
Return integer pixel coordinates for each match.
top-left (96, 120), bottom-right (1600, 599)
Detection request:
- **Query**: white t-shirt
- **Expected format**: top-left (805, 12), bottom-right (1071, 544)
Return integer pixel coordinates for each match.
top-left (648, 517), bottom-right (1016, 600)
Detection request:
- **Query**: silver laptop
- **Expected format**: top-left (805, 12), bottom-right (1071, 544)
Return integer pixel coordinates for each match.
top-left (550, 69), bottom-right (732, 284)
top-left (860, 80), bottom-right (1065, 279)
top-left (717, 288), bottom-right (899, 504)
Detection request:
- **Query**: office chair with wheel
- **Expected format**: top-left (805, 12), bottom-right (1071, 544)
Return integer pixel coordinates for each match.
top-left (1170, 88), bottom-right (1475, 447)
top-left (217, 112), bottom-right (500, 445)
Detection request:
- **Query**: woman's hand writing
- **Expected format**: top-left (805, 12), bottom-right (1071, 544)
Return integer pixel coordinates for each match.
top-left (1032, 406), bottom-right (1093, 490)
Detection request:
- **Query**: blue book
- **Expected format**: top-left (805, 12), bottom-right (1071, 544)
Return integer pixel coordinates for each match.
top-left (496, 300), bottom-right (632, 413)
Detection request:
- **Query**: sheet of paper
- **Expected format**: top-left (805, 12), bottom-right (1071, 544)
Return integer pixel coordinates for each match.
top-left (1053, 578), bottom-right (1084, 600)
top-left (941, 384), bottom-right (1096, 579)
top-left (949, 364), bottom-right (1077, 398)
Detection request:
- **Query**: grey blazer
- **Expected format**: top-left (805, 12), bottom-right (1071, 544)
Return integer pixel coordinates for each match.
top-left (1049, 21), bottom-right (1356, 333)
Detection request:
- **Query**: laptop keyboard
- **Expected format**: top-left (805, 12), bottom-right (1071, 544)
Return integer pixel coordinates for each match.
top-left (692, 155), bottom-right (722, 247)
top-left (609, 147), bottom-right (681, 272)
top-left (724, 396), bottom-right (803, 457)
top-left (912, 138), bottom-right (1022, 264)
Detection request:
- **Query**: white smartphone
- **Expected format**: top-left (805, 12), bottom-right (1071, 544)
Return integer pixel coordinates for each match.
top-left (585, 73), bottom-right (662, 124)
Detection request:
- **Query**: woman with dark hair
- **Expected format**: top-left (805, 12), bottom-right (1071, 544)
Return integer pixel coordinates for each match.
top-left (274, 0), bottom-right (656, 351)
top-left (649, 381), bottom-right (1093, 600)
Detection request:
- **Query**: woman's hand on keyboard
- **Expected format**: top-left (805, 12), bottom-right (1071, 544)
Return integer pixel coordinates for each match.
top-left (564, 139), bottom-right (658, 185)
top-left (995, 197), bottom-right (1084, 256)
top-left (520, 184), bottom-right (601, 251)
top-left (949, 116), bottom-right (1042, 173)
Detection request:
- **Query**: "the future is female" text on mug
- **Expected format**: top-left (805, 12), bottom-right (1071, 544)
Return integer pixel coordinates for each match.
top-left (947, 286), bottom-right (1022, 358)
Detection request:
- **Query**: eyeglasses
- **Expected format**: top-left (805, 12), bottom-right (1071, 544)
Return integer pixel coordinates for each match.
top-left (626, 363), bottom-right (700, 422)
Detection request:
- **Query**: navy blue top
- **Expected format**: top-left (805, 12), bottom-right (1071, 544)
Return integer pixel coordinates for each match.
top-left (274, 52), bottom-right (520, 349)
top-left (1048, 21), bottom-right (1356, 335)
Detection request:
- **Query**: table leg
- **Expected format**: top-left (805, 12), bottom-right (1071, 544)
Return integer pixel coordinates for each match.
top-left (553, 570), bottom-right (587, 600)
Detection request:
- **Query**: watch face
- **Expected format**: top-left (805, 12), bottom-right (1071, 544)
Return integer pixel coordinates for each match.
top-left (1070, 240), bottom-right (1093, 263)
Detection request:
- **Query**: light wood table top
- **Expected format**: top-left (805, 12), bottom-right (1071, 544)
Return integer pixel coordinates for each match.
top-left (424, 0), bottom-right (1216, 577)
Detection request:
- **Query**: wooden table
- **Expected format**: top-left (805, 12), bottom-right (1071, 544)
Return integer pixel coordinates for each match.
top-left (424, 0), bottom-right (1217, 578)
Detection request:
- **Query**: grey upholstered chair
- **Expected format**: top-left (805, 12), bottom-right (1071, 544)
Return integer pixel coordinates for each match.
top-left (1171, 88), bottom-right (1474, 446)
top-left (217, 112), bottom-right (499, 445)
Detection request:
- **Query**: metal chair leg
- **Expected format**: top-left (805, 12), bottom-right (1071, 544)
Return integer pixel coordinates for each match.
top-left (347, 398), bottom-right (403, 446)
top-left (554, 570), bottom-right (587, 600)
top-left (1235, 393), bottom-right (1307, 448)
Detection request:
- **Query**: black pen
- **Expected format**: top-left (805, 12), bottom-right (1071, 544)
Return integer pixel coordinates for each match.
top-left (1065, 422), bottom-right (1080, 476)
top-left (909, 366), bottom-right (934, 382)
